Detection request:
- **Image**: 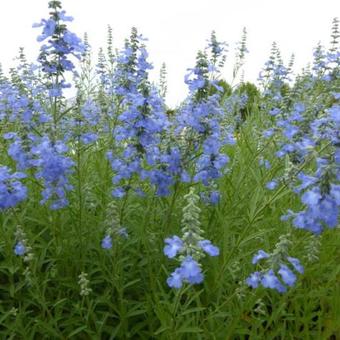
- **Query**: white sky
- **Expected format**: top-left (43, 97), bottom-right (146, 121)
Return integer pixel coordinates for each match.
top-left (0, 0), bottom-right (339, 107)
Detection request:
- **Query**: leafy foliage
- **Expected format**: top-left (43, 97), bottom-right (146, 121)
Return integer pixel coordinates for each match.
top-left (0, 2), bottom-right (339, 338)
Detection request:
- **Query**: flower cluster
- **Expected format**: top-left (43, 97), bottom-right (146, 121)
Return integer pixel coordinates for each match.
top-left (267, 99), bottom-right (339, 235)
top-left (260, 35), bottom-right (339, 234)
top-left (33, 0), bottom-right (85, 96)
top-left (0, 82), bottom-right (47, 124)
top-left (0, 0), bottom-right (338, 301)
top-left (30, 136), bottom-right (74, 209)
top-left (0, 1), bottom-right (85, 213)
top-left (246, 235), bottom-right (304, 293)
top-left (258, 42), bottom-right (292, 102)
top-left (0, 166), bottom-right (27, 210)
top-left (13, 225), bottom-right (34, 262)
top-left (107, 28), bottom-right (171, 197)
top-left (164, 188), bottom-right (219, 288)
top-left (65, 98), bottom-right (100, 145)
top-left (174, 34), bottom-right (234, 202)
top-left (101, 201), bottom-right (128, 250)
top-left (282, 157), bottom-right (340, 234)
top-left (78, 272), bottom-right (92, 296)
top-left (4, 132), bottom-right (35, 171)
top-left (247, 23), bottom-right (339, 294)
top-left (3, 132), bottom-right (74, 211)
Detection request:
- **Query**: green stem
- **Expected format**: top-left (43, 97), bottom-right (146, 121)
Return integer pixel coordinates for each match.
top-left (76, 136), bottom-right (84, 266)
top-left (119, 182), bottom-right (132, 225)
top-left (164, 182), bottom-right (180, 231)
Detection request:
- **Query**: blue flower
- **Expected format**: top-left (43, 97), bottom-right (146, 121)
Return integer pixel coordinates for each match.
top-left (35, 19), bottom-right (56, 42)
top-left (261, 269), bottom-right (286, 293)
top-left (259, 159), bottom-right (271, 169)
top-left (283, 124), bottom-right (299, 139)
top-left (59, 10), bottom-right (74, 22)
top-left (101, 235), bottom-right (112, 249)
top-left (63, 31), bottom-right (85, 53)
top-left (167, 268), bottom-right (183, 288)
top-left (269, 108), bottom-right (281, 116)
top-left (294, 103), bottom-right (305, 113)
top-left (198, 240), bottom-right (219, 256)
top-left (210, 191), bottom-right (220, 204)
top-left (328, 104), bottom-right (340, 124)
top-left (301, 188), bottom-right (321, 206)
top-left (48, 86), bottom-right (62, 97)
top-left (263, 129), bottom-right (275, 138)
top-left (81, 99), bottom-right (100, 126)
top-left (331, 185), bottom-right (340, 205)
top-left (287, 257), bottom-right (304, 274)
top-left (278, 264), bottom-right (296, 286)
top-left (14, 242), bottom-right (26, 256)
top-left (166, 257), bottom-right (204, 288)
top-left (184, 68), bottom-right (206, 92)
top-left (246, 271), bottom-right (261, 288)
top-left (0, 166), bottom-right (27, 210)
top-left (266, 180), bottom-right (278, 190)
top-left (81, 133), bottom-right (98, 145)
top-left (112, 187), bottom-right (126, 198)
top-left (164, 236), bottom-right (184, 258)
top-left (252, 250), bottom-right (270, 264)
top-left (179, 256), bottom-right (204, 284)
top-left (295, 173), bottom-right (317, 193)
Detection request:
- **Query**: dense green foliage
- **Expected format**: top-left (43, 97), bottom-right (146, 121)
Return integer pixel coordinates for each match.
top-left (1, 110), bottom-right (339, 338)
top-left (0, 3), bottom-right (339, 339)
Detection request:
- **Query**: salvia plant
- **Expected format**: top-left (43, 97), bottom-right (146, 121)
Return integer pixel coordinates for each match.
top-left (164, 188), bottom-right (219, 288)
top-left (0, 1), bottom-right (339, 338)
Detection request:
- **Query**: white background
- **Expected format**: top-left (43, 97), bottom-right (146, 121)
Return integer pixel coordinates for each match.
top-left (0, 0), bottom-right (339, 106)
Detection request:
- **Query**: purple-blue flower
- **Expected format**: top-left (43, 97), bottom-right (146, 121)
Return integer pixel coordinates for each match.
top-left (0, 166), bottom-right (27, 210)
top-left (164, 236), bottom-right (184, 258)
top-left (81, 133), bottom-right (98, 145)
top-left (287, 257), bottom-right (304, 274)
top-left (14, 242), bottom-right (26, 256)
top-left (252, 250), bottom-right (270, 264)
top-left (261, 269), bottom-right (286, 293)
top-left (167, 268), bottom-right (183, 288)
top-left (101, 235), bottom-right (112, 249)
top-left (30, 136), bottom-right (74, 209)
top-left (210, 191), bottom-right (221, 204)
top-left (278, 264), bottom-right (296, 286)
top-left (198, 240), bottom-right (220, 256)
top-left (266, 180), bottom-right (278, 190)
top-left (34, 19), bottom-right (56, 42)
top-left (301, 188), bottom-right (322, 206)
top-left (246, 271), bottom-right (261, 288)
top-left (179, 256), bottom-right (204, 284)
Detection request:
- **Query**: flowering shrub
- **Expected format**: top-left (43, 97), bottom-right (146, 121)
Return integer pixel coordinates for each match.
top-left (164, 188), bottom-right (219, 288)
top-left (0, 1), bottom-right (339, 338)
